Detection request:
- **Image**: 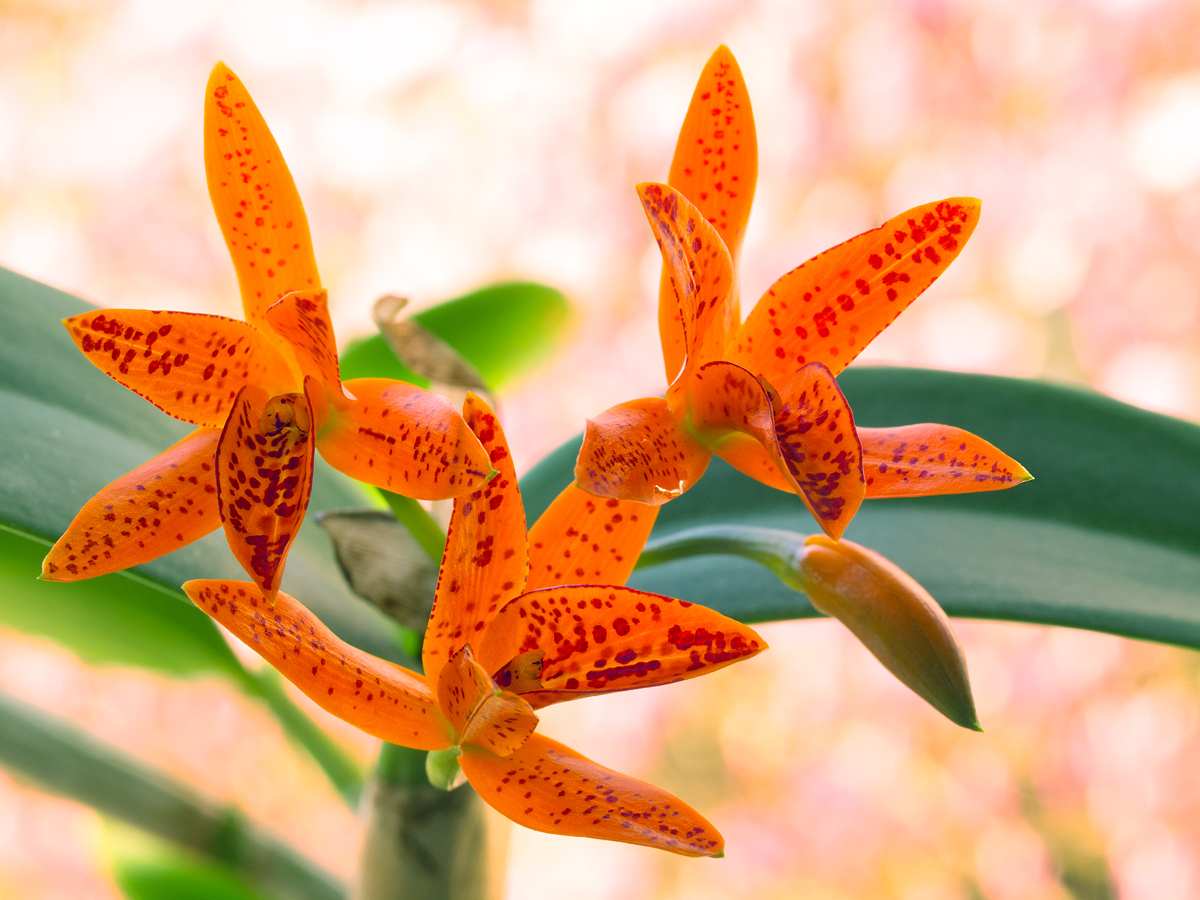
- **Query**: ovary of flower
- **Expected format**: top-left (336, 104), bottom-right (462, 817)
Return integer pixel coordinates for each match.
top-left (42, 63), bottom-right (492, 599)
top-left (185, 394), bottom-right (767, 857)
top-left (574, 46), bottom-right (1031, 540)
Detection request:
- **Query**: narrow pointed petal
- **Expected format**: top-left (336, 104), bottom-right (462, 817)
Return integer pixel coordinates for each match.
top-left (728, 198), bottom-right (981, 383)
top-left (42, 428), bottom-right (221, 581)
top-left (205, 63), bottom-right (322, 326)
top-left (185, 579), bottom-right (453, 749)
top-left (798, 536), bottom-right (980, 730)
top-left (318, 378), bottom-right (491, 500)
top-left (859, 424), bottom-right (1032, 497)
top-left (263, 290), bottom-right (351, 408)
top-left (659, 45), bottom-right (757, 382)
top-left (217, 382), bottom-right (315, 599)
top-left (477, 585), bottom-right (766, 709)
top-left (437, 645), bottom-right (538, 757)
top-left (63, 309), bottom-right (294, 428)
top-left (460, 733), bottom-right (724, 857)
top-left (691, 360), bottom-right (865, 539)
top-left (527, 484), bottom-right (659, 591)
top-left (639, 183), bottom-right (735, 380)
top-left (422, 394), bottom-right (528, 687)
top-left (574, 397), bottom-right (711, 507)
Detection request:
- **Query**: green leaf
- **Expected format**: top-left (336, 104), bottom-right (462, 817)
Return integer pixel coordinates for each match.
top-left (114, 854), bottom-right (269, 900)
top-left (520, 367), bottom-right (1200, 650)
top-left (339, 281), bottom-right (570, 390)
top-left (0, 688), bottom-right (343, 900)
top-left (0, 265), bottom-right (406, 668)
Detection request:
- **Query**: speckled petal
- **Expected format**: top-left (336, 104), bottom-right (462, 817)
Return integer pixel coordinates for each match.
top-left (460, 733), bottom-right (724, 857)
top-left (692, 360), bottom-right (865, 540)
top-left (42, 427), bottom-right (221, 581)
top-left (659, 45), bottom-right (757, 383)
top-left (422, 394), bottom-right (528, 688)
top-left (526, 484), bottom-right (658, 591)
top-left (263, 290), bottom-right (352, 410)
top-left (184, 579), bottom-right (452, 750)
top-left (477, 585), bottom-right (766, 709)
top-left (205, 63), bottom-right (322, 326)
top-left (860, 424), bottom-right (1032, 498)
top-left (639, 183), bottom-right (735, 384)
top-left (63, 309), bottom-right (295, 428)
top-left (728, 198), bottom-right (981, 382)
top-left (574, 397), bottom-right (711, 507)
top-left (216, 381), bottom-right (315, 600)
top-left (437, 644), bottom-right (538, 758)
top-left (318, 378), bottom-right (491, 501)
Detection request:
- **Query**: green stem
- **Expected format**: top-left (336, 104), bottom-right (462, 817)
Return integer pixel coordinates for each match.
top-left (356, 744), bottom-right (490, 900)
top-left (249, 668), bottom-right (365, 808)
top-left (637, 525), bottom-right (809, 592)
top-left (382, 492), bottom-right (447, 565)
top-left (0, 688), bottom-right (343, 900)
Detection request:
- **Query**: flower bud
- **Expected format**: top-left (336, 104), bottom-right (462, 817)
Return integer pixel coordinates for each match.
top-left (425, 746), bottom-right (467, 791)
top-left (798, 535), bottom-right (981, 731)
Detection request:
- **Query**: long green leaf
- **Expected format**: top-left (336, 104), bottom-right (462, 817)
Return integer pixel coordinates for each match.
top-left (0, 688), bottom-right (343, 900)
top-left (339, 281), bottom-right (570, 390)
top-left (0, 265), bottom-right (406, 666)
top-left (520, 367), bottom-right (1200, 650)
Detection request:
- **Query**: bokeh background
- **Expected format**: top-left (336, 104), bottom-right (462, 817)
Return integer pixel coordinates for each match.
top-left (4, 0), bottom-right (1200, 897)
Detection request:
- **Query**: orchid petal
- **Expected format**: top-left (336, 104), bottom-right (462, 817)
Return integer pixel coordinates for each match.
top-left (63, 309), bottom-right (294, 428)
top-left (639, 183), bottom-right (735, 384)
top-left (318, 378), bottom-right (491, 501)
top-left (437, 644), bottom-right (537, 758)
top-left (860, 424), bottom-right (1033, 498)
top-left (476, 585), bottom-right (766, 709)
top-left (204, 63), bottom-right (322, 327)
top-left (527, 484), bottom-right (658, 591)
top-left (728, 198), bottom-right (981, 383)
top-left (184, 579), bottom-right (453, 749)
top-left (42, 427), bottom-right (221, 581)
top-left (460, 733), bottom-right (724, 857)
top-left (574, 397), bottom-right (711, 507)
top-left (422, 394), bottom-right (528, 687)
top-left (659, 45), bottom-right (757, 383)
top-left (692, 360), bottom-right (865, 539)
top-left (216, 381), bottom-right (316, 600)
top-left (263, 290), bottom-right (352, 409)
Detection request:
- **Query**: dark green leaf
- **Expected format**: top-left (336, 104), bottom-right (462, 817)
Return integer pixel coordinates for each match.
top-left (520, 367), bottom-right (1200, 650)
top-left (339, 281), bottom-right (570, 390)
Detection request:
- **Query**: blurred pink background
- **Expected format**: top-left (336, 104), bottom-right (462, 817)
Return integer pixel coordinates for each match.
top-left (3, 0), bottom-right (1200, 897)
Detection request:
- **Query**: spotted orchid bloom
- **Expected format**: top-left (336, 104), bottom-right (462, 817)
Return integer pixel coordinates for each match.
top-left (185, 395), bottom-right (765, 856)
top-left (42, 64), bottom-right (491, 598)
top-left (575, 47), bottom-right (1030, 539)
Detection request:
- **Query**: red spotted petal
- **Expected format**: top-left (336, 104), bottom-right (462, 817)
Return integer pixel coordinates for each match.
top-left (728, 198), bottom-right (981, 383)
top-left (691, 360), bottom-right (865, 540)
top-left (436, 644), bottom-right (537, 757)
top-left (659, 45), bottom-right (757, 384)
top-left (477, 585), bottom-right (766, 709)
top-left (526, 484), bottom-right (658, 591)
top-left (639, 183), bottom-right (735, 383)
top-left (185, 579), bottom-right (452, 750)
top-left (860, 424), bottom-right (1033, 498)
top-left (63, 309), bottom-right (295, 428)
top-left (318, 378), bottom-right (491, 501)
top-left (422, 394), bottom-right (528, 688)
top-left (216, 380), bottom-right (316, 600)
top-left (574, 397), bottom-right (711, 507)
top-left (205, 63), bottom-right (322, 326)
top-left (460, 733), bottom-right (724, 857)
top-left (263, 290), bottom-right (352, 410)
top-left (42, 427), bottom-right (221, 581)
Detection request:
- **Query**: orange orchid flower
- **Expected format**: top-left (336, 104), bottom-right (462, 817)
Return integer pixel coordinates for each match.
top-left (575, 47), bottom-right (1030, 540)
top-left (42, 64), bottom-right (491, 598)
top-left (185, 395), bottom-right (765, 856)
